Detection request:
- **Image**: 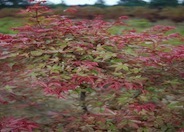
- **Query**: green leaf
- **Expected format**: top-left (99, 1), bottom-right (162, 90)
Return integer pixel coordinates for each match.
top-left (85, 87), bottom-right (94, 93)
top-left (43, 55), bottom-right (51, 60)
top-left (137, 128), bottom-right (149, 132)
top-left (122, 64), bottom-right (129, 71)
top-left (132, 68), bottom-right (141, 74)
top-left (4, 85), bottom-right (16, 92)
top-left (164, 79), bottom-right (181, 86)
top-left (38, 63), bottom-right (46, 68)
top-left (167, 102), bottom-right (179, 109)
top-left (139, 95), bottom-right (148, 101)
top-left (30, 50), bottom-right (43, 56)
top-left (117, 97), bottom-right (128, 104)
top-left (115, 63), bottom-right (124, 71)
top-left (111, 63), bottom-right (129, 72)
top-left (47, 64), bottom-right (62, 74)
top-left (61, 74), bottom-right (71, 80)
top-left (110, 58), bottom-right (122, 63)
top-left (112, 72), bottom-right (123, 77)
top-left (96, 102), bottom-right (103, 107)
top-left (125, 47), bottom-right (137, 56)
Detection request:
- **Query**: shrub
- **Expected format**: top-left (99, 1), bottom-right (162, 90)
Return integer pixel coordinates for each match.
top-left (160, 6), bottom-right (184, 22)
top-left (74, 6), bottom-right (104, 19)
top-left (0, 8), bottom-right (22, 18)
top-left (103, 6), bottom-right (131, 19)
top-left (130, 7), bottom-right (158, 22)
top-left (0, 1), bottom-right (184, 131)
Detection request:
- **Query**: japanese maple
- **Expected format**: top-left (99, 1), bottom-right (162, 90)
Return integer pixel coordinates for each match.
top-left (0, 0), bottom-right (183, 131)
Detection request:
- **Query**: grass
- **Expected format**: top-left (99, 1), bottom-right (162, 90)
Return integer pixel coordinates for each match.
top-left (0, 17), bottom-right (184, 35)
top-left (108, 18), bottom-right (184, 45)
top-left (109, 19), bottom-right (184, 35)
top-left (0, 17), bottom-right (24, 34)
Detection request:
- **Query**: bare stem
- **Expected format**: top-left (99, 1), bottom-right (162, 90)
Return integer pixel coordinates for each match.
top-left (80, 91), bottom-right (88, 113)
top-left (35, 9), bottom-right (42, 28)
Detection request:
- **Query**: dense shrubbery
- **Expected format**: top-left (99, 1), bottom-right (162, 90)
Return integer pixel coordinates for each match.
top-left (1, 6), bottom-right (184, 22)
top-left (0, 8), bottom-right (21, 18)
top-left (0, 1), bottom-right (184, 131)
top-left (160, 6), bottom-right (184, 22)
top-left (68, 6), bottom-right (184, 22)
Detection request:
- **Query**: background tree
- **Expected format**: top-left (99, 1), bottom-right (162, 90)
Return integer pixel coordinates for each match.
top-left (0, 0), bottom-right (29, 8)
top-left (94, 0), bottom-right (105, 7)
top-left (118, 0), bottom-right (147, 6)
top-left (149, 0), bottom-right (178, 8)
top-left (181, 0), bottom-right (184, 5)
top-left (0, 0), bottom-right (8, 8)
top-left (60, 0), bottom-right (66, 5)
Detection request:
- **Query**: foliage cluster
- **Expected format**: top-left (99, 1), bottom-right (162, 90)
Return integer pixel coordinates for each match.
top-left (0, 1), bottom-right (184, 131)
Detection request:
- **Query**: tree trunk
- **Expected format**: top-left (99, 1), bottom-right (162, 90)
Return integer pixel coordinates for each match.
top-left (80, 91), bottom-right (88, 113)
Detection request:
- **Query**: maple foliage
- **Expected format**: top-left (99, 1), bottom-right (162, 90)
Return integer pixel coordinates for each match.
top-left (0, 117), bottom-right (38, 132)
top-left (0, 0), bottom-right (184, 131)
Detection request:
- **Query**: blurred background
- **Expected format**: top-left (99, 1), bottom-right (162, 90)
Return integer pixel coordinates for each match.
top-left (0, 0), bottom-right (184, 34)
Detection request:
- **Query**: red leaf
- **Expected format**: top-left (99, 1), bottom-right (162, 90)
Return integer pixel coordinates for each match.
top-left (130, 103), bottom-right (156, 112)
top-left (0, 117), bottom-right (39, 132)
top-left (64, 6), bottom-right (79, 14)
